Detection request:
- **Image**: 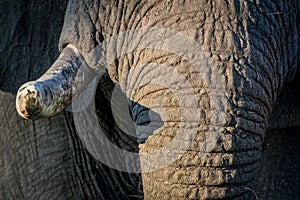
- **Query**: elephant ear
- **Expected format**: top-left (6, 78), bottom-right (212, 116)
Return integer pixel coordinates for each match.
top-left (269, 70), bottom-right (300, 128)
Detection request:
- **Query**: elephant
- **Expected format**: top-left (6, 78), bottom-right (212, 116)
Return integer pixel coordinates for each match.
top-left (0, 0), bottom-right (143, 199)
top-left (1, 0), bottom-right (299, 199)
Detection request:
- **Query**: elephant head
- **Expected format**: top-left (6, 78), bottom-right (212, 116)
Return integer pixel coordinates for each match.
top-left (16, 0), bottom-right (299, 199)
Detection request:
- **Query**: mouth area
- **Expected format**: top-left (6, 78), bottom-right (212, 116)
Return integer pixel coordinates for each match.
top-left (129, 101), bottom-right (163, 143)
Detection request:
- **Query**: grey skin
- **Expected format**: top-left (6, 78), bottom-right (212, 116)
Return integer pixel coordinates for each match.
top-left (1, 0), bottom-right (142, 199)
top-left (11, 0), bottom-right (300, 199)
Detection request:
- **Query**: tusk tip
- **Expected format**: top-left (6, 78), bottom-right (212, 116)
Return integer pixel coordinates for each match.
top-left (16, 84), bottom-right (43, 120)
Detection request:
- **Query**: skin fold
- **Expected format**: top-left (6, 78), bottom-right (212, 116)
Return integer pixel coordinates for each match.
top-left (15, 0), bottom-right (299, 199)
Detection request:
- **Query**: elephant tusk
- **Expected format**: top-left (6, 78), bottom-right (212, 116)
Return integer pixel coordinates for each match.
top-left (16, 44), bottom-right (95, 120)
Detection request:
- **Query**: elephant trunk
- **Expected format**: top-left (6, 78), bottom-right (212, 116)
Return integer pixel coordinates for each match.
top-left (126, 63), bottom-right (266, 199)
top-left (16, 44), bottom-right (94, 120)
top-left (138, 101), bottom-right (264, 199)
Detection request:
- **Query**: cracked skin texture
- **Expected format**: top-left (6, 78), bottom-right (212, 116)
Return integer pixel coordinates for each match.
top-left (58, 0), bottom-right (299, 199)
top-left (1, 0), bottom-right (299, 199)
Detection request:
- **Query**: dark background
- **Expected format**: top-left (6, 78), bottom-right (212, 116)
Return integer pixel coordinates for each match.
top-left (0, 0), bottom-right (74, 199)
top-left (0, 0), bottom-right (68, 93)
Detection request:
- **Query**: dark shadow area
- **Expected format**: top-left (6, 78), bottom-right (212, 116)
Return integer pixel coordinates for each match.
top-left (94, 73), bottom-right (143, 198)
top-left (0, 0), bottom-right (68, 94)
top-left (95, 72), bottom-right (163, 148)
top-left (64, 109), bottom-right (145, 200)
top-left (95, 73), bottom-right (140, 152)
top-left (256, 127), bottom-right (300, 200)
top-left (268, 71), bottom-right (300, 129)
top-left (89, 72), bottom-right (163, 199)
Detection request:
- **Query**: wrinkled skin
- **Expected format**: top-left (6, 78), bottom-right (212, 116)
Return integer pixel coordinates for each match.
top-left (1, 0), bottom-right (300, 199)
top-left (57, 0), bottom-right (300, 199)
